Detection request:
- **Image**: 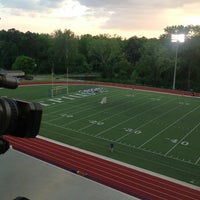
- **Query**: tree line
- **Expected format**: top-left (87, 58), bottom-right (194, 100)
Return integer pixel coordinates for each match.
top-left (0, 25), bottom-right (200, 91)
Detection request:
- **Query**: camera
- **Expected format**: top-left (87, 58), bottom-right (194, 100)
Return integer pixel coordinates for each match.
top-left (0, 74), bottom-right (43, 154)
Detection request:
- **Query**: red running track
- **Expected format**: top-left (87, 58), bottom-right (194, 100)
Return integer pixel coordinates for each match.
top-left (5, 136), bottom-right (200, 200)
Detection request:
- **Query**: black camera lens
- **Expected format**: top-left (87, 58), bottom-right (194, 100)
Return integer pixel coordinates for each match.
top-left (0, 97), bottom-right (18, 135)
top-left (0, 74), bottom-right (42, 154)
top-left (0, 97), bottom-right (42, 138)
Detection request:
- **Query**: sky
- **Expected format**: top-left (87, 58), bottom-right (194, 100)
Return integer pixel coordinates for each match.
top-left (0, 0), bottom-right (200, 38)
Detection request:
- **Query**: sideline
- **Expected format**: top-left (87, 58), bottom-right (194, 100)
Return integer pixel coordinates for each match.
top-left (20, 81), bottom-right (200, 191)
top-left (38, 135), bottom-right (200, 191)
top-left (19, 80), bottom-right (200, 98)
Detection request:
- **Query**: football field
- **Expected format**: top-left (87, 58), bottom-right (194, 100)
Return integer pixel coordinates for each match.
top-left (2, 83), bottom-right (200, 187)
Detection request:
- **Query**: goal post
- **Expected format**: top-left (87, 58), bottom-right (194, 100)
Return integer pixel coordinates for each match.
top-left (48, 86), bottom-right (68, 97)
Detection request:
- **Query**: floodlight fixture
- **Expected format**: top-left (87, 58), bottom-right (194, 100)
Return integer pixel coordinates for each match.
top-left (171, 34), bottom-right (185, 43)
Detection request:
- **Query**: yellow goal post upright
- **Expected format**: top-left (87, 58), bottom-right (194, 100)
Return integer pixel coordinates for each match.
top-left (48, 86), bottom-right (68, 97)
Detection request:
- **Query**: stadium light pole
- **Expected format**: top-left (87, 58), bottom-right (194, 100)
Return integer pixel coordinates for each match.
top-left (171, 34), bottom-right (185, 90)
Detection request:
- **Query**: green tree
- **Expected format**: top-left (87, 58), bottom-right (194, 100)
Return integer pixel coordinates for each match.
top-left (88, 35), bottom-right (124, 79)
top-left (50, 29), bottom-right (79, 74)
top-left (36, 34), bottom-right (52, 73)
top-left (0, 29), bottom-right (21, 69)
top-left (135, 39), bottom-right (172, 87)
top-left (113, 57), bottom-right (132, 82)
top-left (78, 34), bottom-right (94, 72)
top-left (12, 55), bottom-right (35, 74)
top-left (125, 36), bottom-right (147, 65)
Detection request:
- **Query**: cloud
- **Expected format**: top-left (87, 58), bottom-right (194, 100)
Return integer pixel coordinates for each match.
top-left (78, 0), bottom-right (200, 32)
top-left (1, 0), bottom-right (200, 38)
top-left (78, 0), bottom-right (200, 8)
top-left (0, 0), bottom-right (64, 12)
top-left (1, 0), bottom-right (34, 10)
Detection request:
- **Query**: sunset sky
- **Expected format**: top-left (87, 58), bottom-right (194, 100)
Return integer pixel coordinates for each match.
top-left (1, 0), bottom-right (200, 38)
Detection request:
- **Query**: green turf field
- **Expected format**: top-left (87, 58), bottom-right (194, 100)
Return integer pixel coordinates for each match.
top-left (2, 83), bottom-right (200, 186)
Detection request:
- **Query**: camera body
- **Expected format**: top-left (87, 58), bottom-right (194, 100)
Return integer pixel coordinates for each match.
top-left (0, 97), bottom-right (42, 138)
top-left (0, 74), bottom-right (43, 154)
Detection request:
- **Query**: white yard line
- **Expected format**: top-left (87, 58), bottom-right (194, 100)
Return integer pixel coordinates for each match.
top-left (48, 106), bottom-right (97, 123)
top-left (46, 90), bottom-right (123, 120)
top-left (195, 157), bottom-right (200, 165)
top-left (62, 93), bottom-right (141, 127)
top-left (44, 98), bottom-right (90, 115)
top-left (95, 98), bottom-right (176, 137)
top-left (165, 120), bottom-right (200, 156)
top-left (45, 91), bottom-right (116, 121)
top-left (115, 104), bottom-right (182, 142)
top-left (138, 105), bottom-right (200, 149)
top-left (78, 97), bottom-right (149, 131)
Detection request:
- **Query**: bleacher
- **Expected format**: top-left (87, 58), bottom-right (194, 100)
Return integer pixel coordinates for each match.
top-left (0, 70), bottom-right (25, 78)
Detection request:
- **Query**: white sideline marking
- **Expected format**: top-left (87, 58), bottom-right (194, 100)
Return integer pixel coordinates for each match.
top-left (38, 134), bottom-right (200, 191)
